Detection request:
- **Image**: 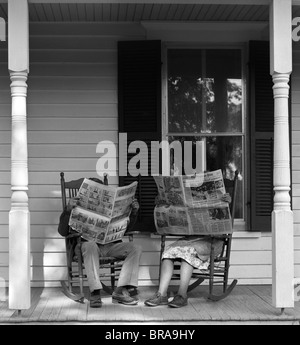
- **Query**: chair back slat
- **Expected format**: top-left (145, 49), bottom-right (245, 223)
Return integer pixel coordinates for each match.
top-left (60, 172), bottom-right (109, 210)
top-left (60, 172), bottom-right (83, 210)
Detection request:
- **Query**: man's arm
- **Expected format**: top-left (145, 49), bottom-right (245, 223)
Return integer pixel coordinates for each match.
top-left (127, 209), bottom-right (138, 232)
top-left (57, 208), bottom-right (71, 237)
top-left (58, 197), bottom-right (80, 237)
top-left (126, 198), bottom-right (139, 232)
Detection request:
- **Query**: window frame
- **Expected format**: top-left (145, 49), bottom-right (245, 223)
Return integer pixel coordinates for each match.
top-left (161, 43), bottom-right (248, 231)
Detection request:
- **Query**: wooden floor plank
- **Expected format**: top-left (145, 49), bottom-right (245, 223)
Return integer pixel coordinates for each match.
top-left (6, 287), bottom-right (43, 322)
top-left (38, 288), bottom-right (60, 321)
top-left (142, 303), bottom-right (165, 322)
top-left (1, 285), bottom-right (300, 324)
top-left (226, 286), bottom-right (283, 321)
top-left (188, 286), bottom-right (239, 321)
top-left (247, 285), bottom-right (298, 319)
top-left (0, 301), bottom-right (16, 320)
top-left (46, 289), bottom-right (70, 322)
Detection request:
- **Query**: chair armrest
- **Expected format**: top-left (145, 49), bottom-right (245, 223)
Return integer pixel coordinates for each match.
top-left (124, 230), bottom-right (152, 237)
top-left (65, 232), bottom-right (82, 239)
top-left (208, 234), bottom-right (231, 241)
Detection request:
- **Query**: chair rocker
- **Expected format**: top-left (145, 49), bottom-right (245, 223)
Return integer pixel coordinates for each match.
top-left (59, 172), bottom-right (130, 303)
top-left (158, 170), bottom-right (239, 302)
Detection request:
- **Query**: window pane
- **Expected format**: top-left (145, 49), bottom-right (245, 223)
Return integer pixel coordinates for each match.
top-left (168, 49), bottom-right (242, 134)
top-left (168, 135), bottom-right (243, 219)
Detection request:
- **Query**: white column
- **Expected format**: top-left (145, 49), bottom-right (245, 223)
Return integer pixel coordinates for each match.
top-left (270, 0), bottom-right (294, 309)
top-left (8, 0), bottom-right (30, 310)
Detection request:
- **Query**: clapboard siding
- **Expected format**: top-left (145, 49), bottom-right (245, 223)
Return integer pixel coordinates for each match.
top-left (1, 21), bottom-right (298, 288)
top-left (0, 235), bottom-right (288, 253)
top-left (9, 118), bottom-right (117, 130)
top-left (0, 22), bottom-right (146, 287)
top-left (0, 104), bottom-right (118, 117)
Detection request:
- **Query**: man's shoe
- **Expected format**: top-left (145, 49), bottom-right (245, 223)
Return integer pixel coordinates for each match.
top-left (168, 294), bottom-right (188, 308)
top-left (112, 288), bottom-right (139, 305)
top-left (128, 287), bottom-right (139, 301)
top-left (90, 290), bottom-right (102, 308)
top-left (144, 292), bottom-right (169, 307)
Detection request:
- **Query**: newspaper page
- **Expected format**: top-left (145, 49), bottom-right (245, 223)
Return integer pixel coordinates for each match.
top-left (154, 170), bottom-right (233, 236)
top-left (68, 179), bottom-right (138, 244)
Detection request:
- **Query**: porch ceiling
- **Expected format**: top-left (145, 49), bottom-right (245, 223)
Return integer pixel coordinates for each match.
top-left (0, 3), bottom-right (276, 22)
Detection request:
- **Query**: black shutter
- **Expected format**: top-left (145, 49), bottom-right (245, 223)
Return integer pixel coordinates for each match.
top-left (249, 41), bottom-right (274, 231)
top-left (118, 40), bottom-right (162, 232)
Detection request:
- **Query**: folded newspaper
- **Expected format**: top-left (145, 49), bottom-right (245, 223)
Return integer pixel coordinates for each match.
top-left (68, 179), bottom-right (138, 244)
top-left (154, 169), bottom-right (233, 236)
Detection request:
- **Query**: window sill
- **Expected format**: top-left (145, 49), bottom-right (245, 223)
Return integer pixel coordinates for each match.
top-left (232, 231), bottom-right (261, 238)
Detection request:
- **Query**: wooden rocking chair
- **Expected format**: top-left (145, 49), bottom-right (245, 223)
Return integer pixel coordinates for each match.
top-left (59, 172), bottom-right (133, 303)
top-left (158, 170), bottom-right (239, 301)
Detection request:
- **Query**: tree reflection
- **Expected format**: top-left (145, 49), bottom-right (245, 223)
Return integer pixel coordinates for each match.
top-left (168, 77), bottom-right (242, 134)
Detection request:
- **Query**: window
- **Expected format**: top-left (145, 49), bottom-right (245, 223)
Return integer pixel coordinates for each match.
top-left (164, 48), bottom-right (244, 221)
top-left (118, 40), bottom-right (274, 232)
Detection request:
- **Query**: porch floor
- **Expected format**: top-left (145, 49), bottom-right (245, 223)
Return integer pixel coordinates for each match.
top-left (1, 285), bottom-right (300, 325)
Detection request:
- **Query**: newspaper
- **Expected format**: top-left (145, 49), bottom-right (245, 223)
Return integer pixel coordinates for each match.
top-left (68, 179), bottom-right (138, 244)
top-left (154, 169), bottom-right (233, 236)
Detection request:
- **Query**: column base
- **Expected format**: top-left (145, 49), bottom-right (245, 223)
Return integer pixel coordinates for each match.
top-left (272, 209), bottom-right (294, 308)
top-left (9, 209), bottom-right (30, 310)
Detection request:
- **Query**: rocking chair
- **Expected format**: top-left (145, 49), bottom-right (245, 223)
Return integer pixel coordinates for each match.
top-left (158, 170), bottom-right (239, 301)
top-left (59, 172), bottom-right (134, 303)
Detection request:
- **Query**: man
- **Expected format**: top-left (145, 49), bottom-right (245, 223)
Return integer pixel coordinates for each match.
top-left (58, 177), bottom-right (142, 308)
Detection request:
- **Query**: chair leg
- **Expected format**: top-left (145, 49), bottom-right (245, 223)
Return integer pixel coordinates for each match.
top-left (77, 256), bottom-right (85, 299)
top-left (101, 282), bottom-right (114, 295)
top-left (159, 235), bottom-right (166, 282)
top-left (187, 277), bottom-right (205, 292)
top-left (111, 264), bottom-right (115, 290)
top-left (209, 243), bottom-right (215, 296)
top-left (60, 259), bottom-right (84, 303)
top-left (208, 245), bottom-right (237, 301)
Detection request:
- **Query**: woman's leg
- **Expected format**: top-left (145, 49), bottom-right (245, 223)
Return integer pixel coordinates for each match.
top-left (177, 260), bottom-right (194, 297)
top-left (144, 258), bottom-right (175, 306)
top-left (157, 259), bottom-right (174, 296)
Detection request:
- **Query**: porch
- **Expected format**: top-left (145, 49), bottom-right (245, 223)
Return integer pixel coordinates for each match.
top-left (1, 285), bottom-right (300, 325)
top-left (0, 0), bottom-right (299, 316)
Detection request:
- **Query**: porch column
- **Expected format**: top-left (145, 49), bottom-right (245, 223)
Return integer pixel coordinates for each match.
top-left (270, 0), bottom-right (294, 309)
top-left (8, 0), bottom-right (30, 310)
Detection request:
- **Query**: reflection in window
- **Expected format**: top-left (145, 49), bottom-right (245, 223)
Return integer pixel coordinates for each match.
top-left (167, 49), bottom-right (244, 220)
top-left (168, 49), bottom-right (242, 134)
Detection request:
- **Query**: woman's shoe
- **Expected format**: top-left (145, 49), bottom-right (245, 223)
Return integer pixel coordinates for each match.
top-left (144, 292), bottom-right (169, 307)
top-left (168, 294), bottom-right (188, 308)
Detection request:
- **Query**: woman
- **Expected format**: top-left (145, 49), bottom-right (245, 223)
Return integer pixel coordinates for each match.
top-left (144, 192), bottom-right (231, 308)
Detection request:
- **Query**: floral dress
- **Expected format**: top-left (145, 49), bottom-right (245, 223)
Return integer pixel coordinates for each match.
top-left (162, 236), bottom-right (223, 270)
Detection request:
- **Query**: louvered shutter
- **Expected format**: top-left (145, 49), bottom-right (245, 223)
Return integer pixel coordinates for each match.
top-left (118, 40), bottom-right (162, 233)
top-left (249, 41), bottom-right (274, 231)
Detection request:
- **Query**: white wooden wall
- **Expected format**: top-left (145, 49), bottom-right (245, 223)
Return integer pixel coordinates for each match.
top-left (0, 22), bottom-right (299, 288)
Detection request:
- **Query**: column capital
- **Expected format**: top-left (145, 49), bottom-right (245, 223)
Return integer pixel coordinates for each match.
top-left (9, 71), bottom-right (28, 98)
top-left (272, 73), bottom-right (290, 99)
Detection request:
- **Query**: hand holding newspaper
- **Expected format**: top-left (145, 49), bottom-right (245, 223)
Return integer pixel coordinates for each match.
top-left (154, 169), bottom-right (233, 236)
top-left (68, 179), bottom-right (138, 244)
